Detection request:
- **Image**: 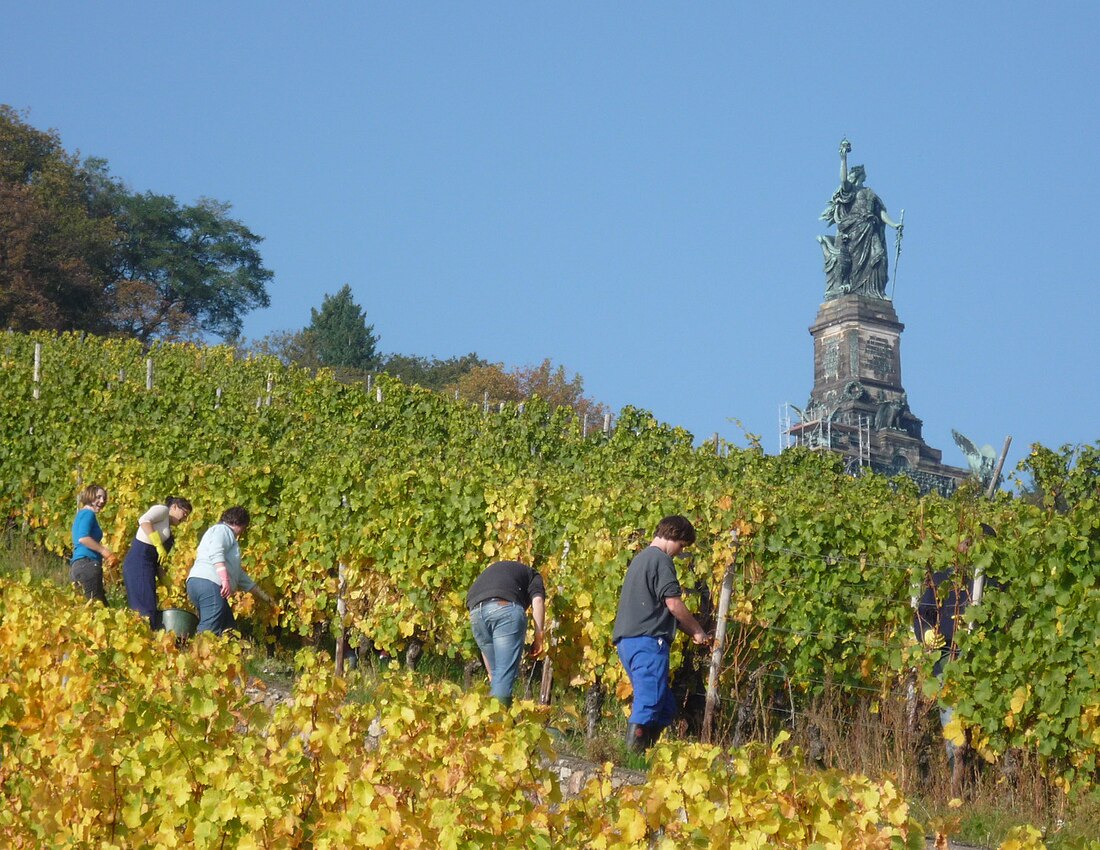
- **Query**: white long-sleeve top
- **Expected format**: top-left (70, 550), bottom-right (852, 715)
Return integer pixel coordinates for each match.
top-left (187, 523), bottom-right (256, 593)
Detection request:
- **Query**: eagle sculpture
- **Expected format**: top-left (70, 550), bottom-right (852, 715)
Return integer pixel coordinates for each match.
top-left (951, 430), bottom-right (998, 486)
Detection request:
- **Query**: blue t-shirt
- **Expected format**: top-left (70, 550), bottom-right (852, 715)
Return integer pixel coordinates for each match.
top-left (71, 507), bottom-right (103, 563)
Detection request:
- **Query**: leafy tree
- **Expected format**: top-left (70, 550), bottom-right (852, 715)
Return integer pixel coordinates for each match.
top-left (0, 105), bottom-right (272, 342)
top-left (105, 190), bottom-right (273, 342)
top-left (246, 328), bottom-right (322, 369)
top-left (377, 352), bottom-right (486, 391)
top-left (0, 106), bottom-right (115, 332)
top-left (452, 358), bottom-right (607, 418)
top-left (453, 363), bottom-right (521, 408)
top-left (303, 285), bottom-right (379, 371)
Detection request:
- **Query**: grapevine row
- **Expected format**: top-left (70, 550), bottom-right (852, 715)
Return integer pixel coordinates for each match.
top-left (0, 331), bottom-right (1097, 783)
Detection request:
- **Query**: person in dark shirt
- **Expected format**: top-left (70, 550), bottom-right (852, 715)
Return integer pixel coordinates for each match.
top-left (467, 560), bottom-right (546, 705)
top-left (913, 522), bottom-right (998, 791)
top-left (612, 515), bottom-right (708, 752)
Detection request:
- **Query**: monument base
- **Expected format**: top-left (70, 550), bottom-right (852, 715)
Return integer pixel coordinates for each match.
top-left (787, 294), bottom-right (968, 496)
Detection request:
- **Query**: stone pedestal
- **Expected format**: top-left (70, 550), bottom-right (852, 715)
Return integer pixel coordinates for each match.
top-left (791, 294), bottom-right (968, 495)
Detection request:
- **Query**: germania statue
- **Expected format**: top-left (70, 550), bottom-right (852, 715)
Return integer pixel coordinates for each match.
top-left (816, 139), bottom-right (904, 300)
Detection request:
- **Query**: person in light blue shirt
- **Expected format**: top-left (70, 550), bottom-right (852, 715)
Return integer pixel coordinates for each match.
top-left (70, 483), bottom-right (116, 605)
top-left (186, 506), bottom-right (273, 635)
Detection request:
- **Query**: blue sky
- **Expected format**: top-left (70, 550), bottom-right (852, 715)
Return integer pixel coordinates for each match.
top-left (6, 3), bottom-right (1098, 481)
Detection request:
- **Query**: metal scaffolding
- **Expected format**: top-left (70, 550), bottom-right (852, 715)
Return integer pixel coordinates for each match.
top-left (780, 403), bottom-right (870, 472)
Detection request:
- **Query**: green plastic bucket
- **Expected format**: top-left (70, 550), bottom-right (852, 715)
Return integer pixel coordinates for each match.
top-left (162, 608), bottom-right (198, 637)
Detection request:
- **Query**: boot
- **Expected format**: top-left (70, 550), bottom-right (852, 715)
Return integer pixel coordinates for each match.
top-left (642, 724), bottom-right (663, 749)
top-left (625, 722), bottom-right (648, 753)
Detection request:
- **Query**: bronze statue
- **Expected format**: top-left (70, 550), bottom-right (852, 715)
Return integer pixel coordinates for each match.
top-left (817, 139), bottom-right (904, 300)
top-left (875, 397), bottom-right (903, 430)
top-left (951, 430), bottom-right (998, 485)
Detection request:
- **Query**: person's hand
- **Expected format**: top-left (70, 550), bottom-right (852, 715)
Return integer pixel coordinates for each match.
top-left (530, 631), bottom-right (544, 658)
top-left (691, 630), bottom-right (709, 646)
top-left (149, 531), bottom-right (169, 563)
top-left (217, 567), bottom-right (231, 598)
top-left (103, 550), bottom-right (117, 567)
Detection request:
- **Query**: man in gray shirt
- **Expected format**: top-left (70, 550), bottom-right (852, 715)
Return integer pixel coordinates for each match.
top-left (612, 515), bottom-right (708, 752)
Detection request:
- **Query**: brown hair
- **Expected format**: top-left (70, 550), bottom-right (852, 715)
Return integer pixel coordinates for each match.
top-left (654, 515), bottom-right (696, 545)
top-left (77, 484), bottom-right (107, 508)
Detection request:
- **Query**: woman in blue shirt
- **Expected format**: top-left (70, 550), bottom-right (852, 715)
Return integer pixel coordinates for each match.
top-left (70, 483), bottom-right (116, 605)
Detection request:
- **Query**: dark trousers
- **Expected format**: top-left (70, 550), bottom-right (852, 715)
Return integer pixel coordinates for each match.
top-left (70, 558), bottom-right (107, 605)
top-left (123, 541), bottom-right (162, 629)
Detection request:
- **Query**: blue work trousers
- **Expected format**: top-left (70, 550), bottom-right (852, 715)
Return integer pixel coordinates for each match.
top-left (617, 635), bottom-right (677, 729)
top-left (123, 540), bottom-right (162, 630)
top-left (470, 600), bottom-right (527, 705)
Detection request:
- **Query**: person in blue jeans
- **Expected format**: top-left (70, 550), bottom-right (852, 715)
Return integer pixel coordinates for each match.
top-left (467, 560), bottom-right (546, 705)
top-left (186, 506), bottom-right (274, 635)
top-left (613, 515), bottom-right (709, 752)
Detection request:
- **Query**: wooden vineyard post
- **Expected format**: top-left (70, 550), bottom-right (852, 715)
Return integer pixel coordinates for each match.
top-left (33, 343), bottom-right (41, 400)
top-left (146, 357), bottom-right (154, 391)
top-left (585, 682), bottom-right (604, 741)
top-left (335, 495), bottom-right (350, 678)
top-left (907, 556), bottom-right (921, 737)
top-left (703, 528), bottom-right (740, 744)
top-left (538, 539), bottom-right (568, 705)
top-left (974, 435), bottom-right (1012, 604)
top-left (335, 561), bottom-right (348, 677)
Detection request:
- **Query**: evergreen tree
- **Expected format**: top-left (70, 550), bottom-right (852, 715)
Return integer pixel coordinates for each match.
top-left (304, 285), bottom-right (379, 370)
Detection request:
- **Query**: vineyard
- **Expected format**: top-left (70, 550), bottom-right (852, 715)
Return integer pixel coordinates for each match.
top-left (1, 573), bottom-right (943, 848)
top-left (1, 331), bottom-right (1099, 844)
